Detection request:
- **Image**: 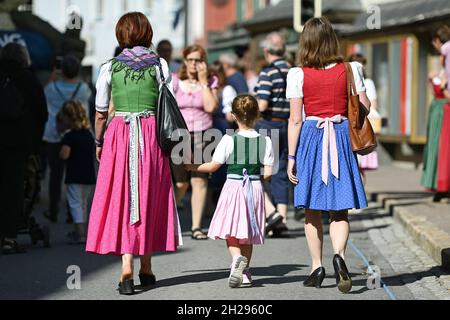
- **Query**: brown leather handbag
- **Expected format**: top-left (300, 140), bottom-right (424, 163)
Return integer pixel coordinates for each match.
top-left (344, 62), bottom-right (377, 156)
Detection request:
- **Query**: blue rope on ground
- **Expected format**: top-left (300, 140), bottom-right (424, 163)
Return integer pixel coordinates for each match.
top-left (348, 239), bottom-right (398, 300)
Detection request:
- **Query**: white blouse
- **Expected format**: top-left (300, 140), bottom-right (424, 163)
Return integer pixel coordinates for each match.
top-left (222, 85), bottom-right (238, 114)
top-left (95, 58), bottom-right (172, 113)
top-left (212, 130), bottom-right (275, 167)
top-left (286, 61), bottom-right (366, 99)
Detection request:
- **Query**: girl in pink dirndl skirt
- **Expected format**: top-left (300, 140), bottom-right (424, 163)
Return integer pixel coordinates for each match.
top-left (186, 95), bottom-right (274, 289)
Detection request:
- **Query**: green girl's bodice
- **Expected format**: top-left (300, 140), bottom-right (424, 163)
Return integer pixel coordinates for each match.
top-left (227, 134), bottom-right (266, 176)
top-left (111, 65), bottom-right (159, 113)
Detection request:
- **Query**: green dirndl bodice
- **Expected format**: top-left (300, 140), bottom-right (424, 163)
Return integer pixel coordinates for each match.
top-left (110, 60), bottom-right (159, 113)
top-left (227, 134), bottom-right (266, 178)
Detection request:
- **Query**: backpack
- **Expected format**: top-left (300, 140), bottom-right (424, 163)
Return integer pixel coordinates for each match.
top-left (0, 76), bottom-right (25, 122)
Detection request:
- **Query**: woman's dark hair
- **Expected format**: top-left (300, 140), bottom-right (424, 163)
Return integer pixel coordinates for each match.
top-left (232, 95), bottom-right (260, 127)
top-left (115, 12), bottom-right (153, 49)
top-left (298, 17), bottom-right (343, 69)
top-left (61, 55), bottom-right (81, 79)
top-left (0, 42), bottom-right (31, 68)
top-left (210, 61), bottom-right (226, 89)
top-left (347, 53), bottom-right (367, 78)
top-left (433, 25), bottom-right (450, 44)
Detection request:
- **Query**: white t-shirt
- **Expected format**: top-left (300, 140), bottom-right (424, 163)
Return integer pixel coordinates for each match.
top-left (95, 58), bottom-right (172, 113)
top-left (286, 62), bottom-right (366, 99)
top-left (212, 130), bottom-right (275, 167)
top-left (364, 78), bottom-right (377, 102)
top-left (222, 85), bottom-right (237, 114)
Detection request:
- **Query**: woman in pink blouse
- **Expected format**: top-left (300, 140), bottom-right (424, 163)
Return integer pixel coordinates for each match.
top-left (172, 45), bottom-right (219, 240)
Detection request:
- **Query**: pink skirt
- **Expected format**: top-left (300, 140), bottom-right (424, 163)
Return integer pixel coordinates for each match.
top-left (359, 151), bottom-right (379, 170)
top-left (86, 116), bottom-right (181, 256)
top-left (208, 179), bottom-right (266, 245)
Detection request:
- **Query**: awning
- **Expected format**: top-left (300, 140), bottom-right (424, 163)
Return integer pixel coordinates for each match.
top-left (240, 0), bottom-right (362, 33)
top-left (342, 0), bottom-right (450, 37)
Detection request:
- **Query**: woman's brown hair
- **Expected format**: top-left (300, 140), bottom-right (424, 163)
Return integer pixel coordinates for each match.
top-left (178, 45), bottom-right (209, 81)
top-left (58, 101), bottom-right (90, 130)
top-left (298, 17), bottom-right (343, 69)
top-left (433, 25), bottom-right (450, 44)
top-left (232, 95), bottom-right (260, 127)
top-left (116, 12), bottom-right (153, 49)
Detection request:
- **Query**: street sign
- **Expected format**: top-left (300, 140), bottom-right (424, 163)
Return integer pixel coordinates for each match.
top-left (294, 0), bottom-right (323, 33)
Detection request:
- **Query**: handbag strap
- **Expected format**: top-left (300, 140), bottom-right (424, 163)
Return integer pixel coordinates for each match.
top-left (155, 57), bottom-right (167, 85)
top-left (344, 62), bottom-right (357, 97)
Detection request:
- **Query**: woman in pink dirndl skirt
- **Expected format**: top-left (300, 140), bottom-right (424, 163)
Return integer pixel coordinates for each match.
top-left (86, 12), bottom-right (181, 295)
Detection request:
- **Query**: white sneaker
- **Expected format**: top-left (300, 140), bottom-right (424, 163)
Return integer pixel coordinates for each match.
top-left (241, 269), bottom-right (252, 287)
top-left (228, 256), bottom-right (248, 288)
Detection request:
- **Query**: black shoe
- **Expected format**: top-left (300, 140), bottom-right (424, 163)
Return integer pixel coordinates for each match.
top-left (43, 211), bottom-right (57, 223)
top-left (266, 211), bottom-right (283, 233)
top-left (29, 218), bottom-right (50, 248)
top-left (333, 255), bottom-right (352, 293)
top-left (118, 279), bottom-right (135, 295)
top-left (139, 273), bottom-right (156, 287)
top-left (2, 239), bottom-right (27, 255)
top-left (303, 267), bottom-right (326, 288)
top-left (270, 222), bottom-right (289, 238)
top-left (433, 192), bottom-right (450, 203)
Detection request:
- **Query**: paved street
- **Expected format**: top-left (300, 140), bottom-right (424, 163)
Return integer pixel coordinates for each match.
top-left (0, 165), bottom-right (449, 300)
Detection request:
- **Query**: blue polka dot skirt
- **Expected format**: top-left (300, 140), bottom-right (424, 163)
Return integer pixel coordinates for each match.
top-left (294, 120), bottom-right (368, 211)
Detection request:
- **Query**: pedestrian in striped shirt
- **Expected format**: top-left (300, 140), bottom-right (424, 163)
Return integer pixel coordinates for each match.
top-left (255, 32), bottom-right (291, 237)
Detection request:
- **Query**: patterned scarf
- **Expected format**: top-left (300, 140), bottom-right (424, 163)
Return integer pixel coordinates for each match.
top-left (111, 46), bottom-right (160, 84)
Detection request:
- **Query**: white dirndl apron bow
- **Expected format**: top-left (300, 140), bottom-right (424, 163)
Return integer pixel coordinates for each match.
top-left (115, 110), bottom-right (155, 225)
top-left (227, 169), bottom-right (260, 239)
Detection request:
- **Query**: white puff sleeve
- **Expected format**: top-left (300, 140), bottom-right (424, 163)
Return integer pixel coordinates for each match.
top-left (286, 68), bottom-right (304, 99)
top-left (156, 58), bottom-right (174, 95)
top-left (222, 85), bottom-right (238, 114)
top-left (212, 135), bottom-right (234, 165)
top-left (350, 62), bottom-right (366, 93)
top-left (95, 61), bottom-right (112, 112)
top-left (263, 136), bottom-right (275, 166)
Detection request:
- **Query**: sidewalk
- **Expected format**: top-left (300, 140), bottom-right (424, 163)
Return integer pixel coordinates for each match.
top-left (365, 165), bottom-right (450, 272)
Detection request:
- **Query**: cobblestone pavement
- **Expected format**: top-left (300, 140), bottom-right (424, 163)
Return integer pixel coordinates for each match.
top-left (352, 203), bottom-right (450, 300)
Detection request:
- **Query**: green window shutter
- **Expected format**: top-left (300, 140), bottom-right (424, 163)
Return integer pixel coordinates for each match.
top-left (253, 0), bottom-right (259, 12)
top-left (237, 0), bottom-right (244, 22)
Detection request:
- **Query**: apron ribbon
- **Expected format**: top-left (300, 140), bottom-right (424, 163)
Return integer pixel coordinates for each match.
top-left (306, 115), bottom-right (347, 186)
top-left (116, 110), bottom-right (155, 225)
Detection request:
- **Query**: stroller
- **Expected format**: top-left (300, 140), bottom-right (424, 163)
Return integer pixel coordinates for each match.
top-left (18, 155), bottom-right (50, 248)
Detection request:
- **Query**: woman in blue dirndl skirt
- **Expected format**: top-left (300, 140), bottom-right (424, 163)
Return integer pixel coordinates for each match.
top-left (286, 17), bottom-right (370, 294)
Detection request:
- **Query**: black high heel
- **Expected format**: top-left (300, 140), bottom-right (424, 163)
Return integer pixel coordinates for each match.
top-left (333, 255), bottom-right (352, 293)
top-left (303, 267), bottom-right (326, 288)
top-left (139, 273), bottom-right (156, 287)
top-left (118, 279), bottom-right (135, 295)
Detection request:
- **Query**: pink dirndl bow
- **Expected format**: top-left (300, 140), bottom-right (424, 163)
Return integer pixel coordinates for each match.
top-left (306, 115), bottom-right (347, 185)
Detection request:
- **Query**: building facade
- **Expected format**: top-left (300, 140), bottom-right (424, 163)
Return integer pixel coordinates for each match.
top-left (32, 0), bottom-right (185, 79)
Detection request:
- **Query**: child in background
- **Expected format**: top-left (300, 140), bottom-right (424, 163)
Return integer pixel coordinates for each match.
top-left (186, 95), bottom-right (274, 288)
top-left (58, 101), bottom-right (96, 244)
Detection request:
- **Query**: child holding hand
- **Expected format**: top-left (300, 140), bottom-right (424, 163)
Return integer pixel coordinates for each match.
top-left (186, 95), bottom-right (274, 288)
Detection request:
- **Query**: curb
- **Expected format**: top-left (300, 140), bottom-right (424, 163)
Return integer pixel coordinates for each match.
top-left (393, 204), bottom-right (450, 272)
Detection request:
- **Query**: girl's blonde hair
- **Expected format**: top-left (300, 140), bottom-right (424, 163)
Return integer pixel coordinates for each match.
top-left (232, 95), bottom-right (260, 127)
top-left (298, 16), bottom-right (343, 69)
top-left (58, 101), bottom-right (90, 130)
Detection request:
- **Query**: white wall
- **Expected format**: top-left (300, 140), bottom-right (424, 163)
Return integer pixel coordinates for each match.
top-left (188, 0), bottom-right (205, 45)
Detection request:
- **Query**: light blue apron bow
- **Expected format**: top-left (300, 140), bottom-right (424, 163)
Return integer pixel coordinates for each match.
top-left (116, 110), bottom-right (154, 225)
top-left (242, 169), bottom-right (260, 239)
